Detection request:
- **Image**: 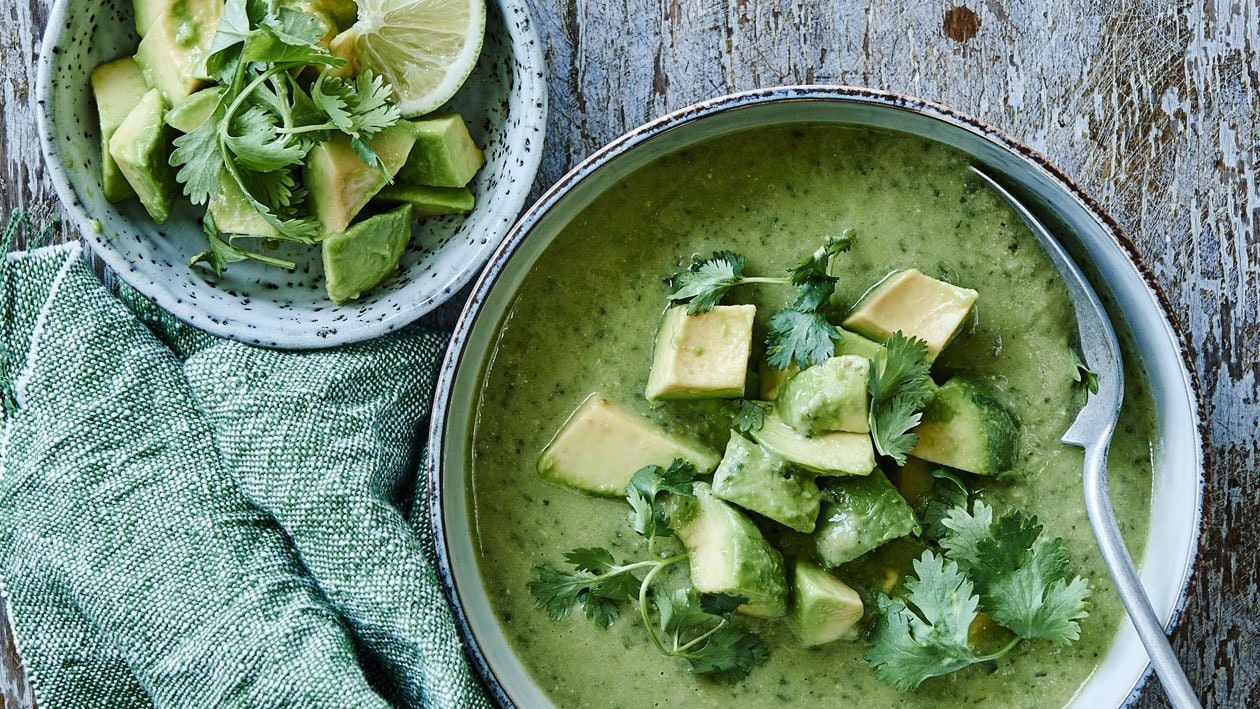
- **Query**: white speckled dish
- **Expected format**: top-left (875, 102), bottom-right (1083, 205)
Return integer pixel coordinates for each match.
top-left (36, 0), bottom-right (546, 348)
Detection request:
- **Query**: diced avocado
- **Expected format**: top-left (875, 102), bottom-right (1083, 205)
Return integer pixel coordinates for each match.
top-left (321, 205), bottom-right (412, 303)
top-left (842, 269), bottom-right (979, 362)
top-left (888, 456), bottom-right (937, 506)
top-left (911, 377), bottom-right (1019, 475)
top-left (307, 125), bottom-right (417, 237)
top-left (209, 174), bottom-right (279, 238)
top-left (645, 305), bottom-right (756, 401)
top-left (108, 89), bottom-right (176, 223)
top-left (134, 0), bottom-right (222, 37)
top-left (164, 87), bottom-right (221, 133)
top-left (374, 184), bottom-right (475, 218)
top-left (814, 472), bottom-right (921, 567)
top-left (538, 393), bottom-right (720, 497)
top-left (134, 0), bottom-right (221, 37)
top-left (776, 355), bottom-right (871, 435)
top-left (758, 329), bottom-right (883, 401)
top-left (835, 328), bottom-right (885, 361)
top-left (675, 483), bottom-right (788, 618)
top-left (711, 432), bottom-right (822, 533)
top-left (751, 412), bottom-right (876, 477)
top-left (91, 57), bottom-right (150, 202)
top-left (398, 114), bottom-right (486, 188)
top-left (135, 3), bottom-right (222, 104)
top-left (758, 361), bottom-right (798, 401)
top-left (789, 562), bottom-right (864, 646)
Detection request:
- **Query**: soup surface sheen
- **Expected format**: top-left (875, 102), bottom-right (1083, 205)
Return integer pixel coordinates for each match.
top-left (468, 125), bottom-right (1154, 708)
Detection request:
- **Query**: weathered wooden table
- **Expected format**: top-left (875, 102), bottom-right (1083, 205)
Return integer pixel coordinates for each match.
top-left (2, 0), bottom-right (1256, 706)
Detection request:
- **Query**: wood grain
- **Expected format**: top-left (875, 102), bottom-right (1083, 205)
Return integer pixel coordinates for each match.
top-left (2, 0), bottom-right (1257, 706)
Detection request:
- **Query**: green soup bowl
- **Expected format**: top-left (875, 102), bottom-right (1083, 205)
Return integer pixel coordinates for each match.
top-left (426, 86), bottom-right (1205, 708)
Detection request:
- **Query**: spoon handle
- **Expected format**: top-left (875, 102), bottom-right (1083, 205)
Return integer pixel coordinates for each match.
top-left (1082, 440), bottom-right (1201, 709)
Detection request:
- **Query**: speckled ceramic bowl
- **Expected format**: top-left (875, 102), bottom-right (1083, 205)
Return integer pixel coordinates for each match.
top-left (427, 87), bottom-right (1206, 707)
top-left (36, 0), bottom-right (546, 348)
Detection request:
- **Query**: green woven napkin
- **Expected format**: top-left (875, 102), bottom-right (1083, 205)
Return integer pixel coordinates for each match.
top-left (0, 236), bottom-right (489, 708)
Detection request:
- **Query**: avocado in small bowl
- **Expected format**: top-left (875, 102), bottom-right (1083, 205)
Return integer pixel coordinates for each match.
top-left (37, 0), bottom-right (546, 348)
top-left (426, 88), bottom-right (1204, 707)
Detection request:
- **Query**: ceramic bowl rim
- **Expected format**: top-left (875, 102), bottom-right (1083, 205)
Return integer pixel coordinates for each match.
top-left (34, 0), bottom-right (548, 349)
top-left (426, 85), bottom-right (1208, 707)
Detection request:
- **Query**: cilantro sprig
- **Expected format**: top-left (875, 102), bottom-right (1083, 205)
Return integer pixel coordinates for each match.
top-left (528, 460), bottom-right (768, 681)
top-left (1070, 349), bottom-right (1100, 406)
top-left (724, 399), bottom-right (767, 434)
top-left (667, 233), bottom-right (855, 371)
top-left (865, 502), bottom-right (1092, 690)
top-left (173, 0), bottom-right (403, 273)
top-left (867, 331), bottom-right (936, 464)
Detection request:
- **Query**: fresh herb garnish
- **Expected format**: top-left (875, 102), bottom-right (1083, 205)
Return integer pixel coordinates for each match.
top-left (940, 503), bottom-right (1091, 643)
top-left (867, 331), bottom-right (935, 464)
top-left (529, 459), bottom-right (768, 681)
top-left (666, 233), bottom-right (855, 370)
top-left (725, 399), bottom-right (767, 434)
top-left (1070, 349), bottom-right (1100, 406)
top-left (917, 468), bottom-right (970, 540)
top-left (865, 502), bottom-right (1092, 690)
top-left (190, 213), bottom-right (296, 275)
top-left (173, 0), bottom-right (403, 272)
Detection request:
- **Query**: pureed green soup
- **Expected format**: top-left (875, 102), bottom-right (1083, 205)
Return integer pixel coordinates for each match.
top-left (468, 124), bottom-right (1154, 707)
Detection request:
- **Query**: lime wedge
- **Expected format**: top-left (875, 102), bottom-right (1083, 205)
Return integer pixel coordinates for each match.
top-left (337, 0), bottom-right (486, 117)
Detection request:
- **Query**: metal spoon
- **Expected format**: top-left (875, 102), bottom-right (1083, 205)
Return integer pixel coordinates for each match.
top-left (970, 167), bottom-right (1200, 709)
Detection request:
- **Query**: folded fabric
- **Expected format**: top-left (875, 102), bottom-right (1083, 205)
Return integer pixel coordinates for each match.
top-left (0, 240), bottom-right (488, 708)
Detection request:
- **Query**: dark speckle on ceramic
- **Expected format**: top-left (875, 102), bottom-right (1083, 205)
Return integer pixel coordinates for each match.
top-left (36, 0), bottom-right (548, 349)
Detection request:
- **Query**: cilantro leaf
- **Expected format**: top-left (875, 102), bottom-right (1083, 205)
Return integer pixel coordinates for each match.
top-left (867, 332), bottom-right (934, 464)
top-left (765, 308), bottom-right (839, 370)
top-left (680, 624), bottom-right (769, 682)
top-left (626, 459), bottom-right (697, 540)
top-left (864, 551), bottom-right (981, 691)
top-left (225, 105), bottom-right (307, 172)
top-left (171, 113), bottom-right (227, 206)
top-left (699, 593), bottom-right (747, 616)
top-left (189, 214), bottom-right (296, 276)
top-left (725, 399), bottom-right (766, 433)
top-left (656, 588), bottom-right (715, 637)
top-left (667, 251), bottom-right (748, 314)
top-left (941, 503), bottom-right (1091, 644)
top-left (919, 468), bottom-right (970, 540)
top-left (1070, 349), bottom-right (1100, 406)
top-left (787, 232), bottom-right (855, 286)
top-left (527, 552), bottom-right (641, 629)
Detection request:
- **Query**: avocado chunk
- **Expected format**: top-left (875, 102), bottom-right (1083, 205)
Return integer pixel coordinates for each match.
top-left (645, 305), bottom-right (756, 401)
top-left (776, 355), bottom-right (871, 435)
top-left (538, 393), bottom-right (720, 497)
top-left (209, 174), bottom-right (279, 238)
top-left (135, 3), bottom-right (222, 104)
top-left (133, 0), bottom-right (222, 38)
top-left (91, 57), bottom-right (150, 203)
top-left (108, 89), bottom-right (176, 223)
top-left (307, 125), bottom-right (417, 237)
top-left (842, 269), bottom-right (979, 363)
top-left (164, 87), bottom-right (221, 133)
top-left (675, 483), bottom-right (788, 618)
top-left (758, 329), bottom-right (883, 401)
top-left (321, 205), bottom-right (412, 303)
top-left (398, 114), bottom-right (486, 188)
top-left (711, 432), bottom-right (822, 533)
top-left (297, 0), bottom-right (358, 30)
top-left (813, 472), bottom-right (921, 567)
top-left (751, 412), bottom-right (876, 477)
top-left (373, 184), bottom-right (474, 218)
top-left (911, 377), bottom-right (1019, 475)
top-left (789, 562), bottom-right (864, 646)
top-left (888, 456), bottom-right (937, 506)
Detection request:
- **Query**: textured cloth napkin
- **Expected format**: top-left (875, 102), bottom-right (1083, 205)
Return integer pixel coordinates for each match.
top-left (0, 235), bottom-right (489, 708)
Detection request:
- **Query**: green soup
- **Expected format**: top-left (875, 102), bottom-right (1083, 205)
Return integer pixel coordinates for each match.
top-left (468, 125), bottom-right (1154, 707)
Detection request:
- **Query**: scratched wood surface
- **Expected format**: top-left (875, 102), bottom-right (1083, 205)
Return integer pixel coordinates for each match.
top-left (2, 0), bottom-right (1257, 707)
